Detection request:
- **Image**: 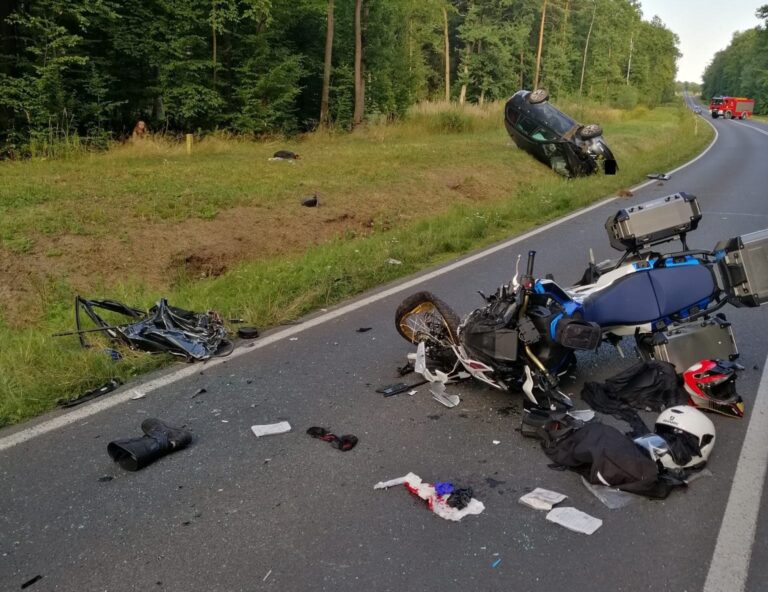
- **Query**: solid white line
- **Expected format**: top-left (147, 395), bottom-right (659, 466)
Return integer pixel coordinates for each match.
top-left (732, 120), bottom-right (768, 137)
top-left (703, 356), bottom-right (768, 592)
top-left (0, 115), bottom-right (720, 452)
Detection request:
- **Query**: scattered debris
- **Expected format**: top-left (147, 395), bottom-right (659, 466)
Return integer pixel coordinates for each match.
top-left (229, 318), bottom-right (245, 324)
top-left (491, 559), bottom-right (502, 569)
top-left (21, 575), bottom-right (43, 589)
top-left (617, 189), bottom-right (633, 198)
top-left (386, 258), bottom-right (403, 265)
top-left (103, 348), bottom-right (123, 361)
top-left (397, 361), bottom-right (415, 376)
top-left (646, 172), bottom-right (671, 181)
top-left (306, 427), bottom-right (358, 451)
top-left (519, 488), bottom-right (568, 511)
top-left (59, 378), bottom-right (123, 408)
top-left (566, 409), bottom-right (595, 422)
top-left (377, 380), bottom-right (427, 397)
top-left (492, 440), bottom-right (501, 445)
top-left (272, 150), bottom-right (300, 160)
top-left (581, 477), bottom-right (637, 509)
top-left (263, 569), bottom-right (273, 582)
top-left (289, 337), bottom-right (299, 341)
top-left (447, 487), bottom-right (474, 509)
top-left (60, 297), bottom-right (229, 361)
top-left (251, 422), bottom-right (292, 438)
top-left (108, 418), bottom-right (192, 472)
top-left (546, 507), bottom-right (602, 535)
top-left (356, 327), bottom-right (372, 333)
top-left (434, 481), bottom-right (454, 496)
top-left (237, 327), bottom-right (260, 339)
top-left (130, 390), bottom-right (147, 400)
top-left (190, 388), bottom-right (207, 398)
top-left (301, 194), bottom-right (319, 207)
top-left (375, 472), bottom-right (484, 521)
top-left (430, 382), bottom-right (460, 408)
top-left (97, 476), bottom-right (114, 483)
top-left (408, 390), bottom-right (418, 396)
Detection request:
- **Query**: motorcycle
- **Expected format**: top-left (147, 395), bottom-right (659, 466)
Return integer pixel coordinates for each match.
top-left (394, 193), bottom-right (768, 412)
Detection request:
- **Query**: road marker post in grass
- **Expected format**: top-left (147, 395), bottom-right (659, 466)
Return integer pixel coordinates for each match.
top-left (185, 133), bottom-right (193, 155)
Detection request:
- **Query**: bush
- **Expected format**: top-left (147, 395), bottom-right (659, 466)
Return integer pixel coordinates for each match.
top-left (429, 109), bottom-right (475, 133)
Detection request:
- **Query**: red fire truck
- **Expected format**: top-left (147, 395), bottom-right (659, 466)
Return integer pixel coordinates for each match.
top-left (709, 96), bottom-right (755, 119)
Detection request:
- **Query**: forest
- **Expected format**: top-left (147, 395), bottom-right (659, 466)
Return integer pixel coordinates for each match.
top-left (0, 0), bottom-right (680, 157)
top-left (702, 5), bottom-right (768, 113)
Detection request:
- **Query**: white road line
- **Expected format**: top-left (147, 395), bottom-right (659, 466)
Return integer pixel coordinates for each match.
top-left (703, 356), bottom-right (768, 592)
top-left (0, 117), bottom-right (720, 452)
top-left (732, 120), bottom-right (768, 137)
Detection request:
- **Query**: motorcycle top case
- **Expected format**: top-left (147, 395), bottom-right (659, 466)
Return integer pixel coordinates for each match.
top-left (605, 192), bottom-right (702, 252)
top-left (649, 318), bottom-right (738, 373)
top-left (716, 228), bottom-right (768, 307)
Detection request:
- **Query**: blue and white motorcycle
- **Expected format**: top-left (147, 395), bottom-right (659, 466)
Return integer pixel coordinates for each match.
top-left (394, 194), bottom-right (768, 410)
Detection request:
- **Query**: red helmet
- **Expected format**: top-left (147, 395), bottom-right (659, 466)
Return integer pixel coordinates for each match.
top-left (683, 359), bottom-right (745, 418)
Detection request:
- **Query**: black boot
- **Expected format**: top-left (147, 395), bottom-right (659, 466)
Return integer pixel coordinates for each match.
top-left (107, 419), bottom-right (192, 471)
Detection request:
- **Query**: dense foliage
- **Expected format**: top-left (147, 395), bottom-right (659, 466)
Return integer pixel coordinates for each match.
top-left (0, 0), bottom-right (680, 156)
top-left (702, 6), bottom-right (768, 114)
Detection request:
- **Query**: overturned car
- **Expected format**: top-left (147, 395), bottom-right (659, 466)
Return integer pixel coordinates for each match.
top-left (504, 89), bottom-right (617, 178)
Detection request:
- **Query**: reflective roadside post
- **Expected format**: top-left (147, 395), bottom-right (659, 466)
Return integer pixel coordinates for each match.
top-left (186, 133), bottom-right (193, 155)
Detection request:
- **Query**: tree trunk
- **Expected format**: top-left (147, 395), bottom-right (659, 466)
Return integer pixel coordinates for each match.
top-left (533, 0), bottom-right (547, 90)
top-left (353, 0), bottom-right (364, 128)
top-left (320, 0), bottom-right (334, 126)
top-left (212, 1), bottom-right (217, 85)
top-left (459, 42), bottom-right (473, 105)
top-left (443, 7), bottom-right (450, 102)
top-left (626, 32), bottom-right (633, 84)
top-left (579, 1), bottom-right (597, 95)
top-left (520, 50), bottom-right (524, 88)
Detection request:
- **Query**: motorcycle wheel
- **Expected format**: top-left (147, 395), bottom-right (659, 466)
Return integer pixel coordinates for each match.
top-left (394, 291), bottom-right (460, 346)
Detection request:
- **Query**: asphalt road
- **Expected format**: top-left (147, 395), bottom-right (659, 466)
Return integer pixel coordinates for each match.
top-left (2, 98), bottom-right (768, 592)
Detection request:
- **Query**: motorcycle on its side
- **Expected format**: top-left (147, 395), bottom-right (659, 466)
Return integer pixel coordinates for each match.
top-left (394, 193), bottom-right (768, 412)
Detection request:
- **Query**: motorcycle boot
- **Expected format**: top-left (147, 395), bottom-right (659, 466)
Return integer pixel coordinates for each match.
top-left (107, 418), bottom-right (192, 471)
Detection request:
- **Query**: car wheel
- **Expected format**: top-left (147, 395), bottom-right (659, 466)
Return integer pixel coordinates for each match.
top-left (528, 88), bottom-right (549, 104)
top-left (579, 124), bottom-right (603, 139)
top-left (741, 112), bottom-right (748, 120)
top-left (711, 112), bottom-right (718, 119)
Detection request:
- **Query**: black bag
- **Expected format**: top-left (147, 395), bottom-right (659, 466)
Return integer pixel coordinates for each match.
top-left (543, 423), bottom-right (674, 498)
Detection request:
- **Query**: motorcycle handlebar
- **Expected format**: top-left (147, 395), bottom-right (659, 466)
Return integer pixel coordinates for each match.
top-left (526, 251), bottom-right (536, 277)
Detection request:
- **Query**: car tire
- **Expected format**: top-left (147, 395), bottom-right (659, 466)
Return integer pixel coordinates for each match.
top-left (711, 112), bottom-right (718, 119)
top-left (725, 110), bottom-right (732, 119)
top-left (528, 89), bottom-right (549, 104)
top-left (579, 124), bottom-right (603, 139)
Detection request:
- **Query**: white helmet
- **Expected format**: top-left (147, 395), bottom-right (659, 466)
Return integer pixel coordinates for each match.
top-left (634, 406), bottom-right (716, 470)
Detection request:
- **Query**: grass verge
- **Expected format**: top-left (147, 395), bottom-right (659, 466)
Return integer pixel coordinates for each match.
top-left (0, 99), bottom-right (713, 426)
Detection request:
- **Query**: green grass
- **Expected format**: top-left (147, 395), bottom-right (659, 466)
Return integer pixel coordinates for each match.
top-left (0, 99), bottom-right (713, 426)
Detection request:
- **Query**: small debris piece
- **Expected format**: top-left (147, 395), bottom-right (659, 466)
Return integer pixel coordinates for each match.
top-left (567, 409), bottom-right (595, 422)
top-left (491, 559), bottom-right (502, 569)
top-left (386, 258), bottom-right (403, 265)
top-left (356, 327), bottom-right (372, 333)
top-left (376, 472), bottom-right (484, 521)
top-left (446, 487), bottom-right (473, 509)
top-left (97, 476), bottom-right (114, 483)
top-left (60, 378), bottom-right (122, 408)
top-left (301, 194), bottom-right (319, 207)
top-left (289, 337), bottom-right (299, 341)
top-left (646, 172), bottom-right (671, 181)
top-left (546, 507), bottom-right (602, 535)
top-left (21, 575), bottom-right (42, 589)
top-left (237, 327), bottom-right (259, 339)
top-left (273, 150), bottom-right (299, 159)
top-left (191, 388), bottom-right (207, 398)
top-left (263, 570), bottom-right (273, 582)
top-left (130, 390), bottom-right (147, 400)
top-left (408, 390), bottom-right (418, 396)
top-left (229, 318), bottom-right (245, 324)
top-left (617, 189), bottom-right (633, 198)
top-left (306, 427), bottom-right (358, 451)
top-left (581, 477), bottom-right (637, 509)
top-left (519, 488), bottom-right (568, 511)
top-left (492, 440), bottom-right (501, 445)
top-left (103, 348), bottom-right (123, 361)
top-left (434, 481), bottom-right (454, 496)
top-left (377, 381), bottom-right (427, 396)
top-left (430, 383), bottom-right (460, 408)
top-left (250, 421), bottom-right (292, 438)
top-left (398, 361), bottom-right (415, 376)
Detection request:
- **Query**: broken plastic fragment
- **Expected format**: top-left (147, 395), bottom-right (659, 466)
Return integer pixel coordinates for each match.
top-left (430, 382), bottom-right (460, 408)
top-left (130, 390), bottom-right (147, 400)
top-left (250, 421), bottom-right (292, 437)
top-left (546, 507), bottom-right (602, 535)
top-left (519, 488), bottom-right (568, 510)
top-left (386, 258), bottom-right (403, 265)
top-left (567, 409), bottom-right (595, 422)
top-left (580, 477), bottom-right (637, 509)
top-left (373, 476), bottom-right (409, 490)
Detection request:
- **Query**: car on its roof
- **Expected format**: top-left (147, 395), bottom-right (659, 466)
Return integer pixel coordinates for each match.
top-left (504, 89), bottom-right (617, 178)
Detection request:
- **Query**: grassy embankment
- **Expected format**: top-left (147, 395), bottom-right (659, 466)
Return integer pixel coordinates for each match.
top-left (0, 99), bottom-right (713, 426)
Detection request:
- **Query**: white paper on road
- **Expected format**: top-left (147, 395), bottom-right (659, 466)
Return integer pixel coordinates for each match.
top-left (519, 488), bottom-right (568, 510)
top-left (546, 507), bottom-right (602, 535)
top-left (250, 421), bottom-right (292, 437)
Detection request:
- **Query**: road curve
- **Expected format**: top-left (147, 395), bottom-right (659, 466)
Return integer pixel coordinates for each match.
top-left (2, 101), bottom-right (768, 592)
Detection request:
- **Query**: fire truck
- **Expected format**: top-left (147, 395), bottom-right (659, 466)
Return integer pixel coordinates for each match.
top-left (709, 96), bottom-right (755, 119)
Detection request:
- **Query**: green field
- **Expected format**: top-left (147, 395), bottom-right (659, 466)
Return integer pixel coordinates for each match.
top-left (0, 100), bottom-right (713, 426)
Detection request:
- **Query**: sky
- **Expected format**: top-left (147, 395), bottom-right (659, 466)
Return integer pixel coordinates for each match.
top-left (639, 0), bottom-right (765, 82)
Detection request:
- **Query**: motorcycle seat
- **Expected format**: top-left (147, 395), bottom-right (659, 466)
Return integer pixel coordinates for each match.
top-left (581, 265), bottom-right (716, 326)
